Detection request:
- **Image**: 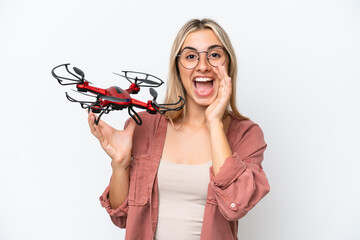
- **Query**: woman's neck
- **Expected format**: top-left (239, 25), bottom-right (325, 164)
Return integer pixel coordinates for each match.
top-left (172, 95), bottom-right (232, 132)
top-left (181, 97), bottom-right (208, 128)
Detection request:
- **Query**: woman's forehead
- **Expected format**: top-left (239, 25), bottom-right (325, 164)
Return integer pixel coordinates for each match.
top-left (181, 29), bottom-right (222, 51)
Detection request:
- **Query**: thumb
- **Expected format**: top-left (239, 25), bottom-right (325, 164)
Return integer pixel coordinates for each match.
top-left (124, 119), bottom-right (136, 136)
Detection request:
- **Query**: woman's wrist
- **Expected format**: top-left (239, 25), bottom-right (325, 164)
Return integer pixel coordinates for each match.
top-left (111, 160), bottom-right (130, 171)
top-left (207, 118), bottom-right (224, 131)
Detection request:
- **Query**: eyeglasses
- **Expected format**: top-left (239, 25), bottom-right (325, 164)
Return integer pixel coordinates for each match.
top-left (177, 45), bottom-right (228, 69)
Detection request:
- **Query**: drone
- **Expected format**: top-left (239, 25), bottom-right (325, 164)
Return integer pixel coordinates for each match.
top-left (52, 63), bottom-right (185, 125)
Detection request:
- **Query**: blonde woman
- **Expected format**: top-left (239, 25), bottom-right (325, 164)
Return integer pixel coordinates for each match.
top-left (89, 18), bottom-right (270, 240)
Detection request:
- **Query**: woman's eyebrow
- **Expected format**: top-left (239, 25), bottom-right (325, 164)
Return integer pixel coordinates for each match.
top-left (207, 44), bottom-right (223, 50)
top-left (181, 46), bottom-right (197, 51)
top-left (181, 44), bottom-right (223, 52)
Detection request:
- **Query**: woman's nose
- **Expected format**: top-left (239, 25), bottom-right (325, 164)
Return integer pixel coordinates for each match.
top-left (196, 53), bottom-right (211, 72)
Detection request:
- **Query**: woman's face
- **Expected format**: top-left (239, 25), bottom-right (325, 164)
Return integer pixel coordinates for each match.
top-left (177, 29), bottom-right (229, 107)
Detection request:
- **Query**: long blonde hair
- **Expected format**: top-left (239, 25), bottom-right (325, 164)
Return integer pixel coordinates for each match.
top-left (164, 18), bottom-right (249, 121)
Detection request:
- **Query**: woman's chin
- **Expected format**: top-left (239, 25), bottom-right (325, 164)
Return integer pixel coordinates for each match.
top-left (192, 94), bottom-right (217, 107)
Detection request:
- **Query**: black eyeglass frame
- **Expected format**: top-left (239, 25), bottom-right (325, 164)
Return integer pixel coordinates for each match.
top-left (177, 45), bottom-right (229, 70)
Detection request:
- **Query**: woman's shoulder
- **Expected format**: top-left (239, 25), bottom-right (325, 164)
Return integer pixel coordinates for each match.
top-left (228, 113), bottom-right (265, 144)
top-left (229, 113), bottom-right (261, 130)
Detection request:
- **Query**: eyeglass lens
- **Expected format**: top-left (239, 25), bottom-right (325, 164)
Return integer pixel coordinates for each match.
top-left (179, 47), bottom-right (227, 69)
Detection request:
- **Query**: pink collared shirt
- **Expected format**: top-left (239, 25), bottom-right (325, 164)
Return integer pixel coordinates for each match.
top-left (100, 112), bottom-right (270, 240)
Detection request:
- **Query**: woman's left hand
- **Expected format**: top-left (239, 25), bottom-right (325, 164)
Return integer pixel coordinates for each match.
top-left (205, 65), bottom-right (232, 125)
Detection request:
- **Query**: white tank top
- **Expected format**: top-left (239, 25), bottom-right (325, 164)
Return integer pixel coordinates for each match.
top-left (155, 159), bottom-right (212, 240)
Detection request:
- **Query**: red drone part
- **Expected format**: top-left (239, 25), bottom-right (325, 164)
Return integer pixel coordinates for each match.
top-left (52, 63), bottom-right (185, 125)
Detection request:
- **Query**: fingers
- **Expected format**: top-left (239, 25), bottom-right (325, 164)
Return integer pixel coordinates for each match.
top-left (213, 66), bottom-right (231, 84)
top-left (88, 112), bottom-right (103, 141)
top-left (88, 112), bottom-right (98, 136)
top-left (124, 119), bottom-right (136, 137)
top-left (213, 65), bottom-right (220, 77)
top-left (91, 116), bottom-right (107, 145)
top-left (94, 121), bottom-right (106, 144)
top-left (213, 65), bottom-right (226, 78)
top-left (213, 66), bottom-right (232, 97)
top-left (87, 112), bottom-right (105, 143)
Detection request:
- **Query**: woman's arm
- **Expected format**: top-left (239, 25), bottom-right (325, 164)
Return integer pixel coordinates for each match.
top-left (208, 123), bottom-right (270, 221)
top-left (208, 121), bottom-right (232, 176)
top-left (109, 164), bottom-right (130, 209)
top-left (206, 65), bottom-right (233, 175)
top-left (206, 66), bottom-right (269, 220)
top-left (88, 114), bottom-right (136, 228)
top-left (99, 163), bottom-right (130, 228)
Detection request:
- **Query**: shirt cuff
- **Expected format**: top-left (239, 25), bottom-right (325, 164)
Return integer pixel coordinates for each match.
top-left (99, 185), bottom-right (128, 217)
top-left (210, 152), bottom-right (247, 189)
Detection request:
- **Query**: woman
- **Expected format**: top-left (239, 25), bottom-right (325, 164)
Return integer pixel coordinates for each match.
top-left (89, 18), bottom-right (270, 240)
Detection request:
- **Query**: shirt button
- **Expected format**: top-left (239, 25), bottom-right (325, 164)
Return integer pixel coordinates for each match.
top-left (231, 203), bottom-right (236, 208)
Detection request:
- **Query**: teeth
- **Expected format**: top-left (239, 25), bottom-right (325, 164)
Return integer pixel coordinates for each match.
top-left (194, 77), bottom-right (212, 82)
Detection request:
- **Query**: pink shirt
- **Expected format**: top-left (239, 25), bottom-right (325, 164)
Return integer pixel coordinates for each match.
top-left (100, 112), bottom-right (270, 240)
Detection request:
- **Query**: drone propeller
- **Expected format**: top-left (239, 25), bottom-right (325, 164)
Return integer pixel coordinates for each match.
top-left (149, 87), bottom-right (159, 107)
top-left (149, 87), bottom-right (185, 115)
top-left (70, 89), bottom-right (129, 103)
top-left (134, 77), bottom-right (139, 85)
top-left (137, 78), bottom-right (159, 86)
top-left (150, 87), bottom-right (158, 100)
top-left (73, 67), bottom-right (85, 79)
top-left (65, 92), bottom-right (114, 123)
top-left (71, 89), bottom-right (97, 98)
top-left (113, 71), bottom-right (164, 87)
top-left (52, 63), bottom-right (92, 85)
top-left (65, 92), bottom-right (99, 109)
top-left (98, 95), bottom-right (130, 103)
top-left (156, 96), bottom-right (185, 114)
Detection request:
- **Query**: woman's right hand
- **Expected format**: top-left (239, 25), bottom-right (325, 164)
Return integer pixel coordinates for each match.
top-left (88, 112), bottom-right (136, 169)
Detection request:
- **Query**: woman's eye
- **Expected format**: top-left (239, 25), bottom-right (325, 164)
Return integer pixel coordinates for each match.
top-left (209, 53), bottom-right (220, 58)
top-left (186, 54), bottom-right (197, 60)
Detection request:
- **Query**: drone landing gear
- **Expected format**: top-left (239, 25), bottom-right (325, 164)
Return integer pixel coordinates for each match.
top-left (88, 105), bottom-right (111, 125)
top-left (128, 106), bottom-right (142, 125)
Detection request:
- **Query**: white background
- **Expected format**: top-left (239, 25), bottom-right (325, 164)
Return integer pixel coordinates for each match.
top-left (0, 0), bottom-right (359, 239)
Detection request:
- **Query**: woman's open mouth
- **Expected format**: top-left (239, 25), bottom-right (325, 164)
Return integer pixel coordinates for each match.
top-left (193, 77), bottom-right (214, 96)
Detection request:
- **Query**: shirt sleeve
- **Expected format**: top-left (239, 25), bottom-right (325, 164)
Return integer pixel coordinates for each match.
top-left (98, 118), bottom-right (131, 228)
top-left (99, 185), bottom-right (129, 228)
top-left (209, 123), bottom-right (270, 221)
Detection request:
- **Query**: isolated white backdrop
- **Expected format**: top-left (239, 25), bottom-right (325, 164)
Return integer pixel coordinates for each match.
top-left (0, 0), bottom-right (359, 239)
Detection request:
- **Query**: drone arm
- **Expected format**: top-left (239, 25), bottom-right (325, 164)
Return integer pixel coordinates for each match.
top-left (125, 83), bottom-right (140, 94)
top-left (76, 83), bottom-right (107, 95)
top-left (130, 99), bottom-right (158, 114)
